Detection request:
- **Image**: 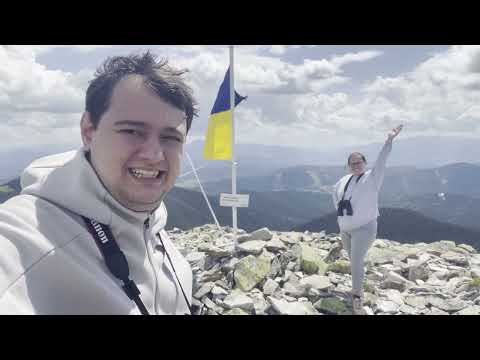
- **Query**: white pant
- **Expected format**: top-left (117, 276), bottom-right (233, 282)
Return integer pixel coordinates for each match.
top-left (340, 220), bottom-right (377, 296)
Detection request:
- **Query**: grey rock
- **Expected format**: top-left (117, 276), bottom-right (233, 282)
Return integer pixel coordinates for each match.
top-left (201, 296), bottom-right (225, 314)
top-left (294, 271), bottom-right (304, 279)
top-left (223, 289), bottom-right (254, 312)
top-left (399, 303), bottom-right (418, 315)
top-left (366, 247), bottom-right (407, 265)
top-left (376, 300), bottom-right (400, 314)
top-left (429, 307), bottom-right (449, 315)
top-left (404, 295), bottom-right (427, 309)
top-left (364, 306), bottom-right (375, 315)
top-left (268, 297), bottom-right (319, 315)
top-left (454, 305), bottom-right (480, 315)
top-left (237, 234), bottom-right (252, 243)
top-left (169, 225), bottom-right (479, 316)
top-left (408, 262), bottom-right (430, 282)
top-left (324, 242), bottom-right (343, 262)
top-left (286, 261), bottom-right (297, 271)
top-left (263, 278), bottom-right (280, 296)
top-left (383, 289), bottom-right (404, 306)
top-left (301, 234), bottom-right (314, 243)
top-left (327, 272), bottom-right (344, 285)
top-left (313, 297), bottom-right (350, 315)
top-left (249, 292), bottom-right (269, 315)
top-left (193, 282), bottom-right (215, 299)
top-left (269, 256), bottom-right (282, 279)
top-left (199, 265), bottom-right (224, 283)
top-left (283, 270), bottom-right (293, 283)
top-left (250, 227), bottom-right (273, 241)
top-left (457, 244), bottom-right (476, 253)
top-left (215, 278), bottom-right (231, 290)
top-left (234, 254), bottom-right (271, 292)
top-left (470, 268), bottom-right (480, 279)
top-left (364, 292), bottom-right (378, 307)
top-left (300, 275), bottom-right (332, 291)
top-left (283, 281), bottom-right (309, 298)
top-left (236, 240), bottom-right (267, 255)
top-left (185, 251), bottom-right (206, 270)
top-left (372, 239), bottom-right (389, 248)
top-left (380, 271), bottom-right (409, 291)
top-left (221, 257), bottom-right (239, 273)
top-left (292, 243), bottom-right (328, 275)
top-left (279, 233), bottom-right (301, 245)
top-left (326, 260), bottom-right (351, 274)
top-left (426, 296), bottom-right (468, 313)
top-left (440, 251), bottom-right (469, 266)
top-left (224, 308), bottom-right (249, 315)
top-left (265, 236), bottom-right (287, 252)
top-left (211, 285), bottom-right (229, 299)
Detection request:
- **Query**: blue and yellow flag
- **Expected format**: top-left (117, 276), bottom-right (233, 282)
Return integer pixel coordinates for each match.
top-left (203, 67), bottom-right (246, 160)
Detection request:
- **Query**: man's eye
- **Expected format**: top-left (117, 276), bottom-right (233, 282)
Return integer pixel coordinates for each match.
top-left (161, 135), bottom-right (182, 142)
top-left (119, 129), bottom-right (143, 137)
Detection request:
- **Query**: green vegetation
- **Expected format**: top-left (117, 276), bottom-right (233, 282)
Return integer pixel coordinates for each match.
top-left (0, 185), bottom-right (13, 193)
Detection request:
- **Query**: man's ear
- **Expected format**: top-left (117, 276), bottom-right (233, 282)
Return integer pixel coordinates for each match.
top-left (80, 112), bottom-right (95, 150)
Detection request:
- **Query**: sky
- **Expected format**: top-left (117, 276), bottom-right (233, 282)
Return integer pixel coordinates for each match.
top-left (1, 45), bottom-right (480, 152)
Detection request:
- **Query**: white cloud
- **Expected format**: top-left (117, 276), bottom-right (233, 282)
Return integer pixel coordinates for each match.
top-left (287, 45), bottom-right (480, 142)
top-left (5, 45), bottom-right (478, 152)
top-left (269, 46), bottom-right (288, 55)
top-left (170, 47), bottom-right (381, 96)
top-left (0, 46), bottom-right (86, 114)
top-left (331, 50), bottom-right (383, 67)
top-left (0, 46), bottom-right (88, 150)
top-left (3, 45), bottom-right (115, 57)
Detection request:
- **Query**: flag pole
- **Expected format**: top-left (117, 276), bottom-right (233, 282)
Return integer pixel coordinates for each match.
top-left (229, 45), bottom-right (238, 246)
top-left (185, 152), bottom-right (223, 233)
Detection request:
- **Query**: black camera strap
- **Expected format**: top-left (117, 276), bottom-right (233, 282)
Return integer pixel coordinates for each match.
top-left (157, 233), bottom-right (193, 314)
top-left (82, 217), bottom-right (193, 315)
top-left (341, 173), bottom-right (364, 201)
top-left (82, 217), bottom-right (149, 315)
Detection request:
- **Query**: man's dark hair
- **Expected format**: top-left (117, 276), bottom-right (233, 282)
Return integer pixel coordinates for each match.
top-left (347, 152), bottom-right (367, 165)
top-left (85, 51), bottom-right (198, 132)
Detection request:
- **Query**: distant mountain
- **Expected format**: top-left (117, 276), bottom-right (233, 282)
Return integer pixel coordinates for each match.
top-left (180, 136), bottom-right (480, 187)
top-left (0, 178), bottom-right (21, 204)
top-left (0, 144), bottom-right (77, 183)
top-left (180, 162), bottom-right (480, 199)
top-left (0, 178), bottom-right (331, 233)
top-left (325, 136), bottom-right (480, 168)
top-left (292, 208), bottom-right (480, 249)
top-left (164, 187), bottom-right (332, 232)
top-left (2, 136), bottom-right (478, 185)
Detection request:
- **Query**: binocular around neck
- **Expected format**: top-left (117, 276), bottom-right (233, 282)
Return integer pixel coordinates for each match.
top-left (337, 199), bottom-right (353, 216)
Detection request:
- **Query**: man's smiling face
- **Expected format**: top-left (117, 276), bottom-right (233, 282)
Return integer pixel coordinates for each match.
top-left (81, 75), bottom-right (186, 212)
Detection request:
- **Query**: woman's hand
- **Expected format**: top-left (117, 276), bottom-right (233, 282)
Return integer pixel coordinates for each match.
top-left (387, 124), bottom-right (403, 142)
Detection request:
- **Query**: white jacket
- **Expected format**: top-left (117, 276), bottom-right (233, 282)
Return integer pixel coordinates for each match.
top-left (0, 150), bottom-right (192, 315)
top-left (332, 140), bottom-right (392, 232)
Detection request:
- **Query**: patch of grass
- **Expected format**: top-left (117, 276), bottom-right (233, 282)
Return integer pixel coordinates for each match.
top-left (0, 185), bottom-right (13, 193)
top-left (468, 278), bottom-right (480, 287)
top-left (363, 280), bottom-right (376, 294)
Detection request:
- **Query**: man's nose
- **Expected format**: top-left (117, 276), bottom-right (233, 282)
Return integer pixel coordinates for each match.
top-left (138, 137), bottom-right (166, 162)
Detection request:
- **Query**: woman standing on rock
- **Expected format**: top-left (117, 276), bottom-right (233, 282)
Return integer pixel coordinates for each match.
top-left (332, 125), bottom-right (403, 314)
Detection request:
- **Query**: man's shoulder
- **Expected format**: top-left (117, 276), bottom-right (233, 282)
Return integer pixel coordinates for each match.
top-left (0, 194), bottom-right (88, 296)
top-left (0, 193), bottom-right (86, 256)
top-left (1, 193), bottom-right (69, 220)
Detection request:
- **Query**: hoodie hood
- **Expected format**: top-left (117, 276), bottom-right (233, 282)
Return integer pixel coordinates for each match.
top-left (20, 150), bottom-right (168, 232)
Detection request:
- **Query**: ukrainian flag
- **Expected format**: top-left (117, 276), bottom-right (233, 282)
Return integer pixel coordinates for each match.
top-left (203, 67), bottom-right (246, 160)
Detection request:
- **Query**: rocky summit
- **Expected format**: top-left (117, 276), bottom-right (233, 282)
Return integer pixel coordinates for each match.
top-left (168, 225), bottom-right (480, 315)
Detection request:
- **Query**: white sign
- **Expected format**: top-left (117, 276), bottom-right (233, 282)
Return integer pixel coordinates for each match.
top-left (219, 193), bottom-right (249, 208)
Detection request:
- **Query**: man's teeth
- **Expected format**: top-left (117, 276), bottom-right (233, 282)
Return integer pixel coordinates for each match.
top-left (130, 169), bottom-right (161, 178)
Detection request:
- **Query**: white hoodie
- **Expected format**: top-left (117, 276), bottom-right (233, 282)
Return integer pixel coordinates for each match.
top-left (0, 150), bottom-right (192, 315)
top-left (332, 140), bottom-right (392, 232)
